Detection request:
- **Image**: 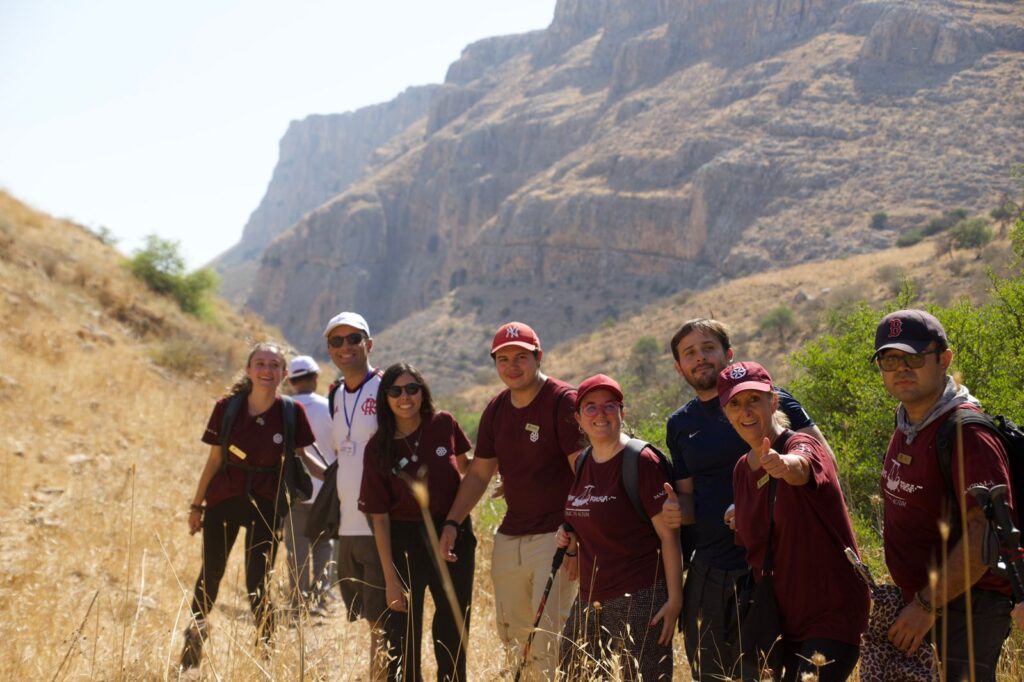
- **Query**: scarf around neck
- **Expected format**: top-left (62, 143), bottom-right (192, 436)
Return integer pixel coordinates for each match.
top-left (896, 375), bottom-right (981, 444)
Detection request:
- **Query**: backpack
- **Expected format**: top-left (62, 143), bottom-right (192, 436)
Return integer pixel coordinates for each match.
top-left (574, 438), bottom-right (674, 523)
top-left (935, 409), bottom-right (1024, 513)
top-left (219, 392), bottom-right (313, 515)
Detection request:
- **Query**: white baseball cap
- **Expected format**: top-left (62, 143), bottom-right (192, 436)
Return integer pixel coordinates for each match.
top-left (288, 355), bottom-right (320, 379)
top-left (323, 311), bottom-right (371, 338)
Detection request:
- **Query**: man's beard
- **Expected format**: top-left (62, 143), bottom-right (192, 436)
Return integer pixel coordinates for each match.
top-left (687, 365), bottom-right (721, 393)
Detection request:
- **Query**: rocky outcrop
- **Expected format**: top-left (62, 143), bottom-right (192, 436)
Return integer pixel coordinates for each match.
top-left (225, 0), bottom-right (1023, 386)
top-left (213, 85), bottom-right (438, 302)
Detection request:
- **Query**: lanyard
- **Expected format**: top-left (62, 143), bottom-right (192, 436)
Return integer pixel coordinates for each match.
top-left (341, 369), bottom-right (376, 440)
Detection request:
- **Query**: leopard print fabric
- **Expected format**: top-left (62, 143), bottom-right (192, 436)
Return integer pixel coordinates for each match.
top-left (858, 584), bottom-right (937, 682)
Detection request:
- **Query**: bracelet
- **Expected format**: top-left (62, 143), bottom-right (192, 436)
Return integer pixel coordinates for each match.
top-left (914, 590), bottom-right (940, 616)
top-left (565, 551), bottom-right (577, 557)
top-left (190, 504), bottom-right (205, 513)
top-left (442, 519), bottom-right (460, 534)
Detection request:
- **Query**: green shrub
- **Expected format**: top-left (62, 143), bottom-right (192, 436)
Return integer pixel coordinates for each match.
top-left (629, 335), bottom-right (661, 383)
top-left (896, 229), bottom-right (923, 247)
top-left (759, 304), bottom-right (796, 343)
top-left (870, 211), bottom-right (888, 230)
top-left (126, 235), bottom-right (219, 316)
top-left (949, 217), bottom-right (993, 252)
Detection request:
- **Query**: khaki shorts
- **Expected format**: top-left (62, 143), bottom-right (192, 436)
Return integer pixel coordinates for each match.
top-left (334, 535), bottom-right (387, 626)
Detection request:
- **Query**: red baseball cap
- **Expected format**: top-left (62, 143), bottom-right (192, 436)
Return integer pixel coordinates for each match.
top-left (576, 374), bottom-right (624, 405)
top-left (490, 321), bottom-right (541, 355)
top-left (717, 361), bottom-right (775, 406)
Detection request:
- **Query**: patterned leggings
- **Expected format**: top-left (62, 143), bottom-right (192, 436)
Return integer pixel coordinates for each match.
top-left (558, 581), bottom-right (673, 681)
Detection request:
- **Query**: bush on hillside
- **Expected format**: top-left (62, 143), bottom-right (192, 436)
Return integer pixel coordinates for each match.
top-left (127, 235), bottom-right (219, 316)
top-left (896, 229), bottom-right (923, 247)
top-left (949, 217), bottom-right (993, 253)
top-left (759, 304), bottom-right (796, 343)
top-left (870, 211), bottom-right (889, 230)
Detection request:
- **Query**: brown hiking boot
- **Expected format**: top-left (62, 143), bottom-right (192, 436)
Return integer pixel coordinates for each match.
top-left (179, 620), bottom-right (208, 671)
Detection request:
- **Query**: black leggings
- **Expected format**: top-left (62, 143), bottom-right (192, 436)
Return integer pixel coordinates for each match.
top-left (780, 637), bottom-right (860, 682)
top-left (381, 517), bottom-right (476, 682)
top-left (188, 495), bottom-right (281, 638)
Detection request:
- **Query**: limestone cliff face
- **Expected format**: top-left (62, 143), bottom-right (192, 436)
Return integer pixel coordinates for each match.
top-left (213, 85), bottom-right (438, 302)
top-left (233, 0), bottom-right (1023, 389)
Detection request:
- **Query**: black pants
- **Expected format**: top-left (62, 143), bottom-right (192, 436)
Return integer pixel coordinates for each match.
top-left (189, 495), bottom-right (281, 639)
top-left (780, 637), bottom-right (859, 682)
top-left (932, 587), bottom-right (1013, 682)
top-left (682, 558), bottom-right (752, 681)
top-left (381, 517), bottom-right (476, 682)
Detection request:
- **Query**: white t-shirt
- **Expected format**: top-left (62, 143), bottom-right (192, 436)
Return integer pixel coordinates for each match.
top-left (330, 370), bottom-right (381, 536)
top-left (293, 391), bottom-right (334, 504)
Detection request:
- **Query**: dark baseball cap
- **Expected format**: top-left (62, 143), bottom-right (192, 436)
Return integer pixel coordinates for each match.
top-left (874, 309), bottom-right (948, 358)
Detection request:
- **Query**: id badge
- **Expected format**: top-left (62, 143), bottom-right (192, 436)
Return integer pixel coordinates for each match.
top-left (340, 440), bottom-right (357, 458)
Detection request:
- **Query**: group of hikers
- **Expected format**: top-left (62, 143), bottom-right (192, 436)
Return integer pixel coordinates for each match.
top-left (179, 308), bottom-right (1021, 681)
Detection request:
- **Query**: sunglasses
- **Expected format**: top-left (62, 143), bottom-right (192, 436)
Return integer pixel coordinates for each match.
top-left (581, 402), bottom-right (622, 417)
top-left (386, 383), bottom-right (422, 398)
top-left (327, 332), bottom-right (365, 348)
top-left (876, 349), bottom-right (942, 372)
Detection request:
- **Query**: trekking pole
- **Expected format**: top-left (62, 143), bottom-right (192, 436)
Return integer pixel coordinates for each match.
top-left (513, 523), bottom-right (573, 682)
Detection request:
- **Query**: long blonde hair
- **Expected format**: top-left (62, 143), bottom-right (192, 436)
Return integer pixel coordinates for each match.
top-left (225, 340), bottom-right (289, 398)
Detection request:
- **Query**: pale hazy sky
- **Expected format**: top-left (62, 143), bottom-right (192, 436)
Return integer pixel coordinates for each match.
top-left (0, 1), bottom-right (556, 267)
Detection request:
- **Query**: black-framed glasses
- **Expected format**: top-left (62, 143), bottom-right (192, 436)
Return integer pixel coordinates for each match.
top-left (386, 383), bottom-right (422, 398)
top-left (581, 402), bottom-right (622, 417)
top-left (327, 332), bottom-right (365, 348)
top-left (876, 349), bottom-right (942, 372)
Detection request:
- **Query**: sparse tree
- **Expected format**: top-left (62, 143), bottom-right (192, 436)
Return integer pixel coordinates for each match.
top-left (950, 217), bottom-right (993, 258)
top-left (759, 304), bottom-right (796, 344)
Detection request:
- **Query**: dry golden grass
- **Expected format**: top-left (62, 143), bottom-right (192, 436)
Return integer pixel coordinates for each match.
top-left (1, 192), bottom-right (1020, 679)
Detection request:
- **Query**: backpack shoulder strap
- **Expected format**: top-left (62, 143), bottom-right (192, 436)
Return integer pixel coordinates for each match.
top-left (281, 395), bottom-right (296, 459)
top-left (327, 381), bottom-right (341, 418)
top-left (219, 392), bottom-right (247, 471)
top-left (936, 409), bottom-right (1000, 501)
top-left (622, 438), bottom-right (652, 522)
top-left (574, 446), bottom-right (590, 479)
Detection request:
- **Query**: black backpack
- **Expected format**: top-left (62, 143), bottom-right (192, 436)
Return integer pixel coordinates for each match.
top-left (574, 438), bottom-right (674, 523)
top-left (935, 409), bottom-right (1024, 514)
top-left (219, 392), bottom-right (313, 515)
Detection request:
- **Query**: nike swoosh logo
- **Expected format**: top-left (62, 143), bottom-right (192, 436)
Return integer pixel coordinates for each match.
top-left (689, 431), bottom-right (700, 439)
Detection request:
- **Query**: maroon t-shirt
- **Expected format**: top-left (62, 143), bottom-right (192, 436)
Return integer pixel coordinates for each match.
top-left (476, 378), bottom-right (578, 535)
top-left (359, 411), bottom-right (472, 521)
top-left (882, 404), bottom-right (1014, 599)
top-left (565, 446), bottom-right (670, 603)
top-left (202, 395), bottom-right (315, 508)
top-left (733, 432), bottom-right (869, 646)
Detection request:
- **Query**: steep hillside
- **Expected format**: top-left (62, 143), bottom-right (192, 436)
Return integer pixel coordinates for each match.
top-left (233, 0), bottom-right (1023, 365)
top-left (0, 193), bottom-right (521, 679)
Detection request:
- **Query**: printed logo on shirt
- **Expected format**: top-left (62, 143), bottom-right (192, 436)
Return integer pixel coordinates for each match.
top-left (882, 459), bottom-right (923, 507)
top-left (273, 433), bottom-right (283, 445)
top-left (688, 430), bottom-right (700, 439)
top-left (436, 446), bottom-right (448, 457)
top-left (525, 423), bottom-right (540, 443)
top-left (362, 398), bottom-right (377, 416)
top-left (567, 485), bottom-right (617, 511)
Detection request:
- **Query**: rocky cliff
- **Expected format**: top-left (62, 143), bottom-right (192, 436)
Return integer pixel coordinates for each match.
top-left (214, 84), bottom-right (438, 302)
top-left (227, 0), bottom-right (1024, 390)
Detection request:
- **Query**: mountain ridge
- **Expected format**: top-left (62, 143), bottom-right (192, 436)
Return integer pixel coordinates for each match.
top-left (217, 0), bottom-right (1023, 378)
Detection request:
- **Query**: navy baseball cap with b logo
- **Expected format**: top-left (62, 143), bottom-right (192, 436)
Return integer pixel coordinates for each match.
top-left (873, 309), bottom-right (948, 358)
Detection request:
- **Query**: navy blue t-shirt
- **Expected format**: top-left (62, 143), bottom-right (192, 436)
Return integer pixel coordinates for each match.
top-left (666, 387), bottom-right (813, 570)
